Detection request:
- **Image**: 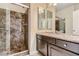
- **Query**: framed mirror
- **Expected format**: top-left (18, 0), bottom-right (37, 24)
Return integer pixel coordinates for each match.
top-left (55, 17), bottom-right (65, 33)
top-left (38, 8), bottom-right (52, 30)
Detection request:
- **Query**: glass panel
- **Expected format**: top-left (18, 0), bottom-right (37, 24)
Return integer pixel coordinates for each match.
top-left (59, 19), bottom-right (65, 33)
top-left (55, 18), bottom-right (65, 33)
top-left (47, 10), bottom-right (52, 30)
top-left (38, 8), bottom-right (46, 29)
top-left (0, 8), bottom-right (6, 54)
top-left (10, 11), bottom-right (26, 53)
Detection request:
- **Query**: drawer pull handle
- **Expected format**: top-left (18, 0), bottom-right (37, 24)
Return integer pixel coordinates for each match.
top-left (37, 36), bottom-right (41, 39)
top-left (64, 44), bottom-right (67, 47)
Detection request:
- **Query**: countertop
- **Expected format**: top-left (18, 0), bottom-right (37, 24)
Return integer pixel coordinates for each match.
top-left (37, 32), bottom-right (79, 44)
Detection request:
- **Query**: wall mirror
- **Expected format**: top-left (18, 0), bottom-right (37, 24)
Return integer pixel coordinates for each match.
top-left (55, 17), bottom-right (65, 33)
top-left (38, 8), bottom-right (52, 30)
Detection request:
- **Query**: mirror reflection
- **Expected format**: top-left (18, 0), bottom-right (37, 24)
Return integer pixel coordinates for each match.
top-left (55, 16), bottom-right (65, 33)
top-left (38, 8), bottom-right (52, 30)
top-left (55, 3), bottom-right (79, 35)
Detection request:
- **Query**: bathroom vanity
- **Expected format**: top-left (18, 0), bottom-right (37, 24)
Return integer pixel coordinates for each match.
top-left (36, 32), bottom-right (79, 56)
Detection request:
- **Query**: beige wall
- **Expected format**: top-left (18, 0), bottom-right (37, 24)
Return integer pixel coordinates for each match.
top-left (29, 3), bottom-right (55, 54)
top-left (56, 6), bottom-right (73, 34)
top-left (56, 4), bottom-right (79, 34)
top-left (56, 4), bottom-right (79, 35)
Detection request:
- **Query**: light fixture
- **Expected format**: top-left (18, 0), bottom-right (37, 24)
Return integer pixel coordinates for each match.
top-left (48, 3), bottom-right (57, 6)
top-left (53, 3), bottom-right (57, 6)
top-left (49, 3), bottom-right (53, 6)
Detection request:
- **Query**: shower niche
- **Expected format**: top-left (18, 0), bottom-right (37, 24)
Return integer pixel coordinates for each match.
top-left (0, 8), bottom-right (28, 55)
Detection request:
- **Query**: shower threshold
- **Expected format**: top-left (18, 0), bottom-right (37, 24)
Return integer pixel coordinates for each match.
top-left (0, 50), bottom-right (29, 56)
top-left (9, 50), bottom-right (29, 56)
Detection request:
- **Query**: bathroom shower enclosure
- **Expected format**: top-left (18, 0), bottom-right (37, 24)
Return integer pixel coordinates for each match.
top-left (0, 4), bottom-right (28, 55)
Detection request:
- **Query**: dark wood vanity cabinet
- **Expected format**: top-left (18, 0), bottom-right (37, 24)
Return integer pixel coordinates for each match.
top-left (37, 39), bottom-right (48, 56)
top-left (36, 34), bottom-right (79, 56)
top-left (56, 39), bottom-right (79, 55)
top-left (37, 35), bottom-right (48, 56)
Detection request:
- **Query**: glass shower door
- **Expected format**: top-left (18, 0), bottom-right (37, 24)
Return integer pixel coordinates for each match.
top-left (0, 8), bottom-right (28, 55)
top-left (0, 5), bottom-right (28, 55)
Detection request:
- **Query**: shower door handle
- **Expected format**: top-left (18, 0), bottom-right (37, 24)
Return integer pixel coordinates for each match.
top-left (23, 24), bottom-right (28, 26)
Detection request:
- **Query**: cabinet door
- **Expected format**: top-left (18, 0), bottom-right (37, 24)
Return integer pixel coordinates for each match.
top-left (48, 44), bottom-right (77, 56)
top-left (37, 39), bottom-right (47, 56)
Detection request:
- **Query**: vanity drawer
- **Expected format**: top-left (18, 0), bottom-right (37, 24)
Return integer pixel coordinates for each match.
top-left (48, 44), bottom-right (77, 56)
top-left (42, 36), bottom-right (55, 44)
top-left (66, 42), bottom-right (79, 54)
top-left (56, 39), bottom-right (68, 48)
top-left (56, 39), bottom-right (79, 54)
top-left (36, 34), bottom-right (42, 39)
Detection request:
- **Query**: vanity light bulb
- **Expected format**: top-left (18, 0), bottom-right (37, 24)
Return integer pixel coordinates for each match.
top-left (53, 3), bottom-right (57, 6)
top-left (49, 3), bottom-right (52, 6)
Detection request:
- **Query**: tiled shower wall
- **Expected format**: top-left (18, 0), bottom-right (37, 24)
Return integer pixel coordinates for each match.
top-left (0, 8), bottom-right (6, 53)
top-left (10, 11), bottom-right (26, 53)
top-left (0, 8), bottom-right (27, 55)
